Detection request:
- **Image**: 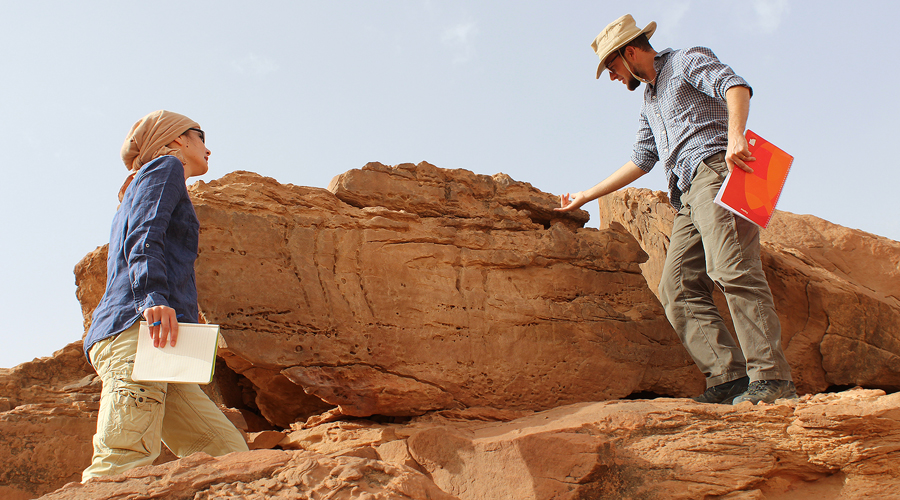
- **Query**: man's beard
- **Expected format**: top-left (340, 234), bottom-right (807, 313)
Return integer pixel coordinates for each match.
top-left (627, 76), bottom-right (641, 91)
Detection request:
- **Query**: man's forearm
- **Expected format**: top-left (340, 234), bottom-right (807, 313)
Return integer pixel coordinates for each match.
top-left (582, 161), bottom-right (647, 201)
top-left (724, 85), bottom-right (754, 172)
top-left (725, 86), bottom-right (751, 137)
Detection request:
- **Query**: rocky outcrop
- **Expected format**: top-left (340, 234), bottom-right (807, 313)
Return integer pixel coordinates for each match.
top-left (39, 449), bottom-right (458, 500)
top-left (74, 162), bottom-right (704, 428)
top-left (0, 342), bottom-right (98, 500)
top-left (7, 164), bottom-right (900, 499)
top-left (599, 188), bottom-right (900, 394)
top-left (398, 388), bottom-right (900, 499)
top-left (37, 388), bottom-right (900, 500)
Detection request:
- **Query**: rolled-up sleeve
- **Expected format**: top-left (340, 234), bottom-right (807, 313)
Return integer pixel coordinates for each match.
top-left (123, 159), bottom-right (184, 313)
top-left (680, 46), bottom-right (752, 101)
top-left (631, 110), bottom-right (659, 172)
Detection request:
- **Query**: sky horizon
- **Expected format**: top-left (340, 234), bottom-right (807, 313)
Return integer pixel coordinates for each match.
top-left (3, 1), bottom-right (899, 368)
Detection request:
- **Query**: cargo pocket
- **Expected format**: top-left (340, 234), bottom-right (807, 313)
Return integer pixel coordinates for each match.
top-left (104, 379), bottom-right (166, 456)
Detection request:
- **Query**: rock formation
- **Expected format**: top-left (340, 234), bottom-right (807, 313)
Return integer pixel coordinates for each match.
top-left (75, 162), bottom-right (705, 429)
top-left (0, 343), bottom-right (98, 500)
top-left (33, 389), bottom-right (900, 500)
top-left (599, 188), bottom-right (900, 394)
top-left (1, 162), bottom-right (898, 499)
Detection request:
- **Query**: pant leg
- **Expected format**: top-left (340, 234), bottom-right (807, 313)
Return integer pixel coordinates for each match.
top-left (659, 196), bottom-right (747, 388)
top-left (160, 382), bottom-right (248, 457)
top-left (682, 154), bottom-right (792, 382)
top-left (82, 323), bottom-right (167, 482)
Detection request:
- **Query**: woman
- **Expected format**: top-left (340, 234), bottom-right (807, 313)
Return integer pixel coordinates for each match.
top-left (82, 110), bottom-right (248, 481)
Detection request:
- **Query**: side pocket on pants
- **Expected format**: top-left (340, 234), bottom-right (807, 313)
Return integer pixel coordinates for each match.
top-left (102, 378), bottom-right (165, 456)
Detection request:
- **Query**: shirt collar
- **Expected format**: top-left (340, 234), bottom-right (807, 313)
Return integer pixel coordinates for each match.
top-left (650, 48), bottom-right (675, 88)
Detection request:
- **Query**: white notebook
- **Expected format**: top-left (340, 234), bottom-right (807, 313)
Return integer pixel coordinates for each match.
top-left (132, 322), bottom-right (220, 384)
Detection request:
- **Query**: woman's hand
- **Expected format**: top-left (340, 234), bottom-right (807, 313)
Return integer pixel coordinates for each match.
top-left (142, 305), bottom-right (179, 348)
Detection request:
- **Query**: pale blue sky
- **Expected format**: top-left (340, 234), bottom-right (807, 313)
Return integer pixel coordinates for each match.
top-left (2, 1), bottom-right (898, 368)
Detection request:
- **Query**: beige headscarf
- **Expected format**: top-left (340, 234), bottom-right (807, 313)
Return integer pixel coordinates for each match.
top-left (118, 110), bottom-right (200, 201)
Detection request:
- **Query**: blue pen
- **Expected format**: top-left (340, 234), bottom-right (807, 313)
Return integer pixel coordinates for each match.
top-left (150, 314), bottom-right (184, 327)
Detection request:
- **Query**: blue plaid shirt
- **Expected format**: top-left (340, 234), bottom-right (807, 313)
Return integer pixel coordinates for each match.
top-left (631, 47), bottom-right (751, 209)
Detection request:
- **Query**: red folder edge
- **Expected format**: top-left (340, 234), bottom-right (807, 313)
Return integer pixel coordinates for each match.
top-left (714, 130), bottom-right (793, 228)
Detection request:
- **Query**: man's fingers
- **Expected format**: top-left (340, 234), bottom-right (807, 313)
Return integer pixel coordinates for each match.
top-left (731, 157), bottom-right (754, 173)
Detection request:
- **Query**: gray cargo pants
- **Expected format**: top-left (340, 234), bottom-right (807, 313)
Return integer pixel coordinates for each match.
top-left (658, 152), bottom-right (793, 388)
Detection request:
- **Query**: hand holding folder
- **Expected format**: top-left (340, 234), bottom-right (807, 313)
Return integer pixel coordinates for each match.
top-left (132, 322), bottom-right (220, 384)
top-left (715, 130), bottom-right (793, 228)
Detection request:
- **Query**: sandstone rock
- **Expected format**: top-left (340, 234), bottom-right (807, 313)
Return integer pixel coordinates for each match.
top-left (400, 388), bottom-right (900, 500)
top-left (70, 164), bottom-right (705, 426)
top-left (0, 342), bottom-right (98, 499)
top-left (37, 388), bottom-right (897, 499)
top-left (328, 161), bottom-right (591, 231)
top-left (247, 430), bottom-right (287, 450)
top-left (0, 341), bottom-right (185, 499)
top-left (0, 402), bottom-right (97, 500)
top-left (39, 449), bottom-right (458, 500)
top-left (280, 419), bottom-right (402, 457)
top-left (189, 165), bottom-right (703, 421)
top-left (599, 189), bottom-right (900, 394)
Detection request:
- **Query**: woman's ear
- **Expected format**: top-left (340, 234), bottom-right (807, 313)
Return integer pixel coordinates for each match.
top-left (166, 134), bottom-right (188, 149)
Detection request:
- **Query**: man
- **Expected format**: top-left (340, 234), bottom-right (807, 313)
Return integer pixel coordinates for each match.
top-left (82, 111), bottom-right (248, 481)
top-left (556, 14), bottom-right (796, 405)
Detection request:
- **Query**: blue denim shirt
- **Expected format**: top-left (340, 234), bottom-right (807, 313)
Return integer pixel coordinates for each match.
top-left (84, 156), bottom-right (200, 361)
top-left (631, 47), bottom-right (751, 209)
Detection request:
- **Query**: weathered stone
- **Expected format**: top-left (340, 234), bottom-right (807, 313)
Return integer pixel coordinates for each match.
top-left (599, 188), bottom-right (900, 393)
top-left (6, 163), bottom-right (900, 499)
top-left (0, 342), bottom-right (98, 500)
top-left (328, 161), bottom-right (591, 231)
top-left (280, 419), bottom-right (401, 456)
top-left (402, 388), bottom-right (900, 500)
top-left (38, 449), bottom-right (458, 500)
top-left (183, 166), bottom-right (702, 422)
top-left (246, 430), bottom-right (287, 450)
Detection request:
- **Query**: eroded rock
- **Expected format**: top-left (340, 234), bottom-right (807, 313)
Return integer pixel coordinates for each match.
top-left (75, 164), bottom-right (703, 426)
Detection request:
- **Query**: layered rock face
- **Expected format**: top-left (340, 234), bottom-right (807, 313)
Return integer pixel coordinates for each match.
top-left (0, 343), bottom-right (98, 500)
top-left (598, 189), bottom-right (900, 394)
top-left (5, 163), bottom-right (899, 499)
top-left (75, 162), bottom-right (703, 428)
top-left (36, 389), bottom-right (900, 500)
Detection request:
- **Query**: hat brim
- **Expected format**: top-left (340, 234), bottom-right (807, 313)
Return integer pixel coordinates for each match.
top-left (595, 21), bottom-right (656, 79)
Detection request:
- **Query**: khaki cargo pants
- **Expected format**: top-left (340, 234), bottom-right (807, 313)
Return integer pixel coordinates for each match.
top-left (82, 322), bottom-right (248, 482)
top-left (658, 152), bottom-right (793, 388)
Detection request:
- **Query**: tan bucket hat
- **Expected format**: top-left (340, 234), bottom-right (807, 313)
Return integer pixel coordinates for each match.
top-left (591, 14), bottom-right (656, 79)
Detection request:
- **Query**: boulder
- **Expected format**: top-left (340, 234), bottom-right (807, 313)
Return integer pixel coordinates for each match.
top-left (75, 163), bottom-right (704, 427)
top-left (0, 342), bottom-right (98, 500)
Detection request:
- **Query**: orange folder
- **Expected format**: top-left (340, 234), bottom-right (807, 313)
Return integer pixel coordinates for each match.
top-left (714, 130), bottom-right (793, 228)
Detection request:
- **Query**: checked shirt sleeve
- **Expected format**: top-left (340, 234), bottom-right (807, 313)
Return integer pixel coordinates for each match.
top-left (679, 47), bottom-right (751, 101)
top-left (631, 109), bottom-right (659, 172)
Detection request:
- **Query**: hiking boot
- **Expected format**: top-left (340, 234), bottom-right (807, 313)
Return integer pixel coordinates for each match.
top-left (692, 376), bottom-right (749, 404)
top-left (732, 380), bottom-right (799, 405)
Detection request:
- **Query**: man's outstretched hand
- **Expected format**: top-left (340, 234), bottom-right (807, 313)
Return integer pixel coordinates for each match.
top-left (556, 192), bottom-right (587, 212)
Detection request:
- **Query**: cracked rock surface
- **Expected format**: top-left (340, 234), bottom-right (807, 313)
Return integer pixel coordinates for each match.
top-left (4, 163), bottom-right (898, 499)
